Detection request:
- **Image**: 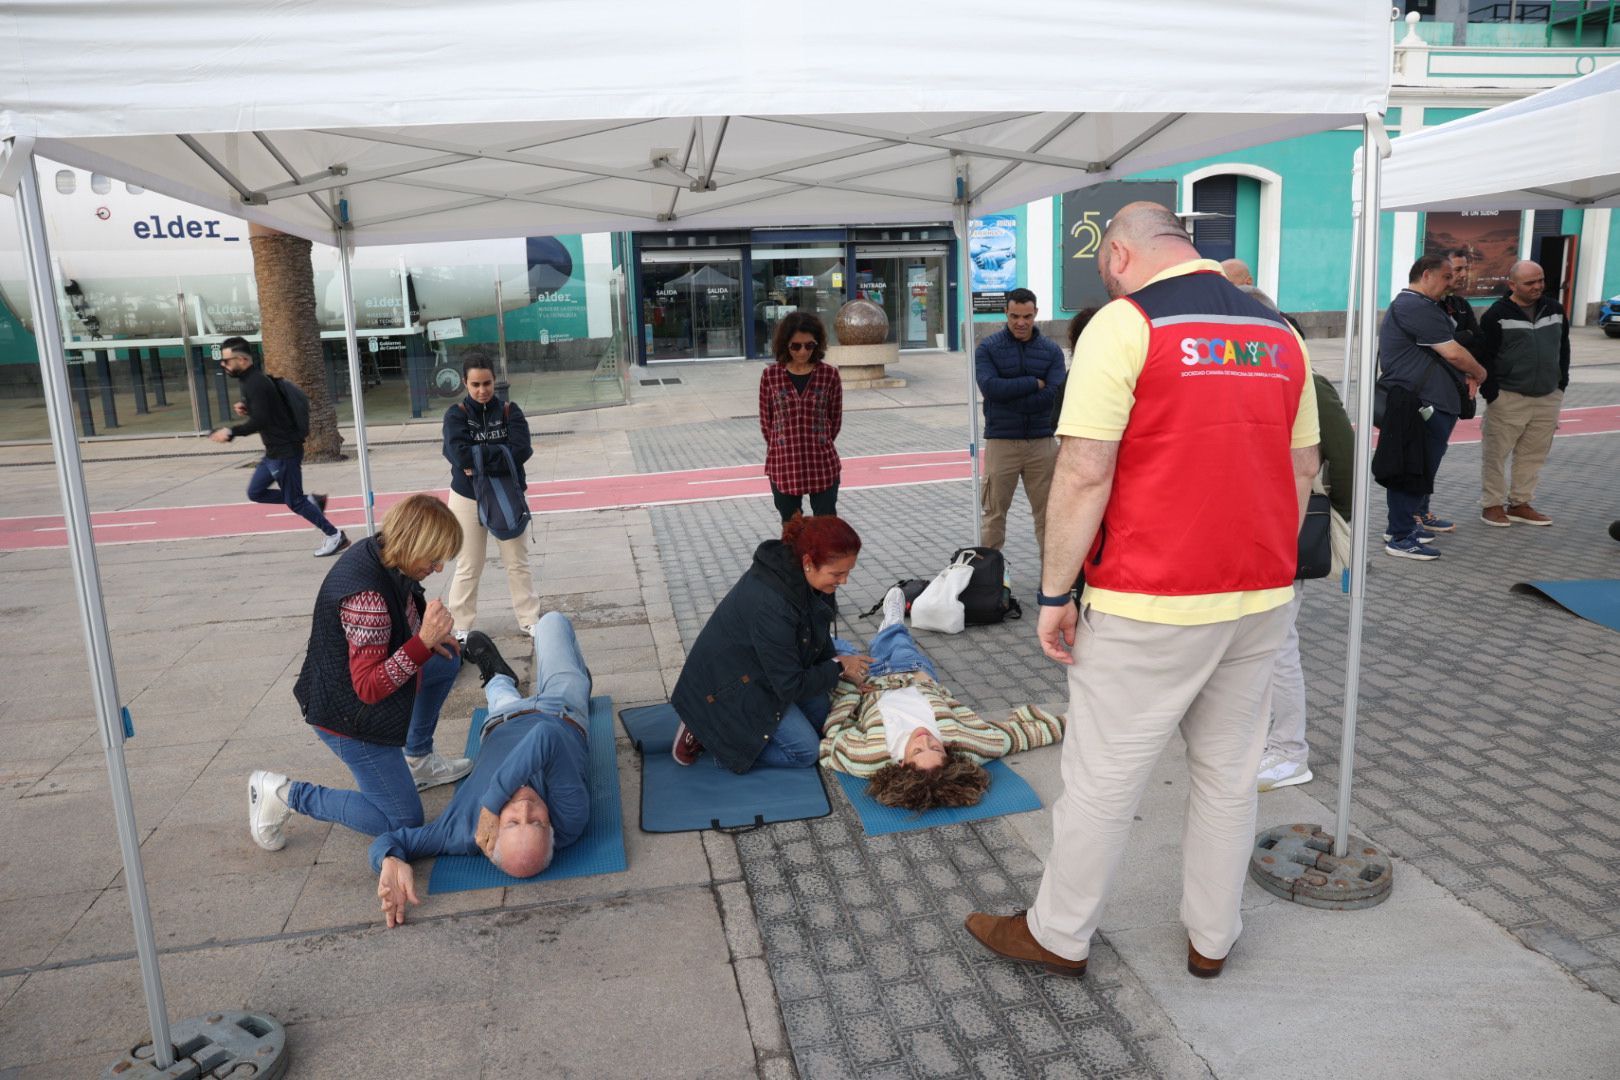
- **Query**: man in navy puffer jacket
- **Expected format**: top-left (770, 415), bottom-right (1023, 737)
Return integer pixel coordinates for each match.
top-left (975, 288), bottom-right (1067, 556)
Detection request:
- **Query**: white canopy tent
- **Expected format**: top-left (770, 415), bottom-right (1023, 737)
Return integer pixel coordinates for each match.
top-left (0, 2), bottom-right (1392, 1069)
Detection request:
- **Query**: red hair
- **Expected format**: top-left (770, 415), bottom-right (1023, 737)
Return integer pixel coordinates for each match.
top-left (781, 512), bottom-right (861, 566)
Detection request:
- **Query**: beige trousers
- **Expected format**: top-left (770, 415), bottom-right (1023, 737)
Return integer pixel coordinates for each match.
top-left (1480, 389), bottom-right (1561, 508)
top-left (446, 488), bottom-right (542, 633)
top-left (1027, 602), bottom-right (1293, 962)
top-left (979, 437), bottom-right (1058, 555)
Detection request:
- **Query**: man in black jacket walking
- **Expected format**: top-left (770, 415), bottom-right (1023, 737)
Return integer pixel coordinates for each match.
top-left (1475, 260), bottom-right (1569, 527)
top-left (208, 337), bottom-right (347, 556)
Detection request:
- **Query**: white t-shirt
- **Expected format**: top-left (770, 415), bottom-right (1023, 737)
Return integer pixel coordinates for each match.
top-left (878, 686), bottom-right (943, 763)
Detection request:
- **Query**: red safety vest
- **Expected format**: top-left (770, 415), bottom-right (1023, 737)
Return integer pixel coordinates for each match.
top-left (1085, 270), bottom-right (1306, 598)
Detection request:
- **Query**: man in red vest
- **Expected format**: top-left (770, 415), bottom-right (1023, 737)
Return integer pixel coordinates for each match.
top-left (965, 203), bottom-right (1320, 980)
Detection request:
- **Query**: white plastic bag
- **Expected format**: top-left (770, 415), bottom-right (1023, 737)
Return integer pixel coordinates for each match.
top-left (909, 551), bottom-right (976, 634)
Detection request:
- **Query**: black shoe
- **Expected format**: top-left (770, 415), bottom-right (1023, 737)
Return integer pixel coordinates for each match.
top-left (313, 493), bottom-right (328, 513)
top-left (1609, 520), bottom-right (1620, 543)
top-left (461, 631), bottom-right (517, 688)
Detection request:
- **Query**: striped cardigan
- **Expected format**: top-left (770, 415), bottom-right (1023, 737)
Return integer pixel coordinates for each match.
top-left (818, 672), bottom-right (1064, 776)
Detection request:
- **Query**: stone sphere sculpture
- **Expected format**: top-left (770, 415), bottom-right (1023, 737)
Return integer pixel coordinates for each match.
top-left (834, 299), bottom-right (889, 346)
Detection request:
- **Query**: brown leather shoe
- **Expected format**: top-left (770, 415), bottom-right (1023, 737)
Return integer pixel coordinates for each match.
top-left (1187, 939), bottom-right (1226, 979)
top-left (964, 911), bottom-right (1087, 978)
top-left (1506, 503), bottom-right (1552, 526)
top-left (1480, 505), bottom-right (1511, 528)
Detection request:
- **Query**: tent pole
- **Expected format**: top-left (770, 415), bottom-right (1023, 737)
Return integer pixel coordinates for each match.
top-left (1340, 200), bottom-right (1363, 404)
top-left (953, 158), bottom-right (983, 545)
top-left (13, 147), bottom-right (176, 1069)
top-left (1336, 116), bottom-right (1386, 859)
top-left (336, 222), bottom-right (377, 534)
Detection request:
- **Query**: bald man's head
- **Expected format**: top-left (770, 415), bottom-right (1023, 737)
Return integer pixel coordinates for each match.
top-left (1507, 260), bottom-right (1546, 306)
top-left (1221, 259), bottom-right (1254, 287)
top-left (1098, 202), bottom-right (1200, 299)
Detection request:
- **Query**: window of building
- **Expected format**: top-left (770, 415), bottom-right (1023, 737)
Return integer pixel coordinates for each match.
top-left (54, 170), bottom-right (75, 195)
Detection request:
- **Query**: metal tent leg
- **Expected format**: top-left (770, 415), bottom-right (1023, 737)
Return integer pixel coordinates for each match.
top-left (954, 160), bottom-right (983, 545)
top-left (336, 221), bottom-right (377, 534)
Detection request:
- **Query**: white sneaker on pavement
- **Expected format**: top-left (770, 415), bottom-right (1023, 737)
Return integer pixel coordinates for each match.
top-left (407, 751), bottom-right (474, 791)
top-left (453, 629), bottom-right (469, 644)
top-left (1257, 753), bottom-right (1313, 792)
top-left (878, 586), bottom-right (907, 631)
top-left (248, 769), bottom-right (292, 851)
top-left (314, 530), bottom-right (349, 558)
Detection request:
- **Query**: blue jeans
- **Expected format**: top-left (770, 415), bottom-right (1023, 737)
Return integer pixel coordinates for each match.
top-left (286, 650), bottom-right (458, 836)
top-left (755, 692), bottom-right (831, 769)
top-left (484, 612), bottom-right (593, 731)
top-left (836, 623), bottom-right (939, 681)
top-left (1385, 410), bottom-right (1457, 541)
top-left (247, 454), bottom-right (338, 535)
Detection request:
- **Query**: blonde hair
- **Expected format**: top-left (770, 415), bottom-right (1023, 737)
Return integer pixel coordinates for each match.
top-left (378, 494), bottom-right (462, 571)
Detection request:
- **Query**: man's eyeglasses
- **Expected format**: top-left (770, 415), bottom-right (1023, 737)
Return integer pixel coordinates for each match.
top-left (787, 341), bottom-right (817, 353)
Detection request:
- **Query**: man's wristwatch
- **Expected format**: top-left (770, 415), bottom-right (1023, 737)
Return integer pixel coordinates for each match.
top-left (1035, 588), bottom-right (1073, 607)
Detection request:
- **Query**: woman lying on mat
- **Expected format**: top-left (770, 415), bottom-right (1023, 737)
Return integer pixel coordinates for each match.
top-left (670, 513), bottom-right (871, 772)
top-left (818, 586), bottom-right (1065, 810)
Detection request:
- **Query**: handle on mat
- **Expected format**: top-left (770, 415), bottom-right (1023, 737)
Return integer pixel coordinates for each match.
top-left (711, 814), bottom-right (767, 835)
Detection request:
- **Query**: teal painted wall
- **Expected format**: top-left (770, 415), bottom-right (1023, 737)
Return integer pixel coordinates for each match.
top-left (1604, 222), bottom-right (1620, 300)
top-left (1424, 107), bottom-right (1483, 127)
top-left (1235, 177), bottom-right (1261, 271)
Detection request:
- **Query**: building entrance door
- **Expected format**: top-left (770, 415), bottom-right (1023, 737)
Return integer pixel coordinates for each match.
top-left (639, 251), bottom-right (744, 361)
top-left (854, 246), bottom-right (947, 349)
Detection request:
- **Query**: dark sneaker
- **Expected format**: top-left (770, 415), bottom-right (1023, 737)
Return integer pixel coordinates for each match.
top-left (1610, 520), bottom-right (1620, 542)
top-left (672, 721), bottom-right (704, 766)
top-left (461, 631), bottom-right (517, 688)
top-left (1383, 526), bottom-right (1435, 543)
top-left (1417, 512), bottom-right (1455, 533)
top-left (1480, 505), bottom-right (1511, 528)
top-left (1506, 503), bottom-right (1552, 526)
top-left (1384, 535), bottom-right (1441, 561)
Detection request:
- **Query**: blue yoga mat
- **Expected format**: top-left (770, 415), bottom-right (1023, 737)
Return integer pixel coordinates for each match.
top-left (621, 703), bottom-right (831, 833)
top-left (1512, 579), bottom-right (1620, 633)
top-left (834, 759), bottom-right (1043, 837)
top-left (426, 696), bottom-right (627, 895)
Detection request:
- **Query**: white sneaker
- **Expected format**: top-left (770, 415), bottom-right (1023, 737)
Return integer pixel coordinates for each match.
top-left (878, 586), bottom-right (907, 631)
top-left (519, 624), bottom-right (536, 638)
top-left (453, 629), bottom-right (469, 644)
top-left (314, 530), bottom-right (349, 558)
top-left (407, 751), bottom-right (474, 791)
top-left (248, 769), bottom-right (292, 851)
top-left (1256, 754), bottom-right (1313, 792)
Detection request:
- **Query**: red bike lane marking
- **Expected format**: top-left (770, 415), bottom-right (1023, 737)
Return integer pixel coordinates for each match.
top-left (4, 405), bottom-right (1619, 552)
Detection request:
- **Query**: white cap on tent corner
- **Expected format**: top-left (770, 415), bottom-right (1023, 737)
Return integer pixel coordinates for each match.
top-left (2, 1), bottom-right (1392, 247)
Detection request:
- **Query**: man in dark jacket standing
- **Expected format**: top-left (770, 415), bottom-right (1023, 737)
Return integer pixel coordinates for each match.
top-left (1476, 260), bottom-right (1568, 527)
top-left (975, 287), bottom-right (1067, 557)
top-left (1441, 248), bottom-right (1482, 354)
top-left (208, 336), bottom-right (347, 556)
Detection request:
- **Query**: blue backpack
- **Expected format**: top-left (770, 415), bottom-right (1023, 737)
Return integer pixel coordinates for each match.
top-left (470, 442), bottom-right (531, 541)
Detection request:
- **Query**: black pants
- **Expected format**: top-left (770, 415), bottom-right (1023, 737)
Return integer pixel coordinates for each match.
top-left (770, 480), bottom-right (839, 523)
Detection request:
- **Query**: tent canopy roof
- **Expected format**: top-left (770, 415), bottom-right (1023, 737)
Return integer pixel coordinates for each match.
top-left (1, 2), bottom-right (1391, 245)
top-left (1382, 63), bottom-right (1620, 212)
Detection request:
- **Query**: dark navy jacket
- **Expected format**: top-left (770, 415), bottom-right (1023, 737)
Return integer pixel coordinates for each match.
top-left (671, 540), bottom-right (840, 773)
top-left (442, 396), bottom-right (533, 500)
top-left (975, 327), bottom-right (1067, 440)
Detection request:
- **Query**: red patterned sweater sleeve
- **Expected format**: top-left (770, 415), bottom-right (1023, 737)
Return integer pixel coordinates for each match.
top-left (339, 590), bottom-right (430, 705)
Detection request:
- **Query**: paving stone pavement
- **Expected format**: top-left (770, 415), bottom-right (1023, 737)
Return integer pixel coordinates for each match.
top-left (649, 377), bottom-right (1620, 1075)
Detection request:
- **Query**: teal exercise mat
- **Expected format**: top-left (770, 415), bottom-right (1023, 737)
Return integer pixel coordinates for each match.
top-left (620, 702), bottom-right (831, 833)
top-left (1511, 579), bottom-right (1620, 633)
top-left (426, 697), bottom-right (627, 895)
top-left (833, 759), bottom-right (1043, 837)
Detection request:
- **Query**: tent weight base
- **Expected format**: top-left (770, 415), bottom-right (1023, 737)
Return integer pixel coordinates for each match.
top-left (1249, 823), bottom-right (1393, 910)
top-left (104, 1011), bottom-right (288, 1079)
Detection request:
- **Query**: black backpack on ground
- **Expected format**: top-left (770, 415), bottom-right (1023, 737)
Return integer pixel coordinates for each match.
top-left (952, 546), bottom-right (1022, 625)
top-left (858, 578), bottom-right (931, 619)
top-left (271, 376), bottom-right (311, 441)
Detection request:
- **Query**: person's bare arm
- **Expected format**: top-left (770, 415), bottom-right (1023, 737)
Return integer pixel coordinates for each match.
top-left (1432, 340), bottom-right (1486, 382)
top-left (1036, 437), bottom-right (1119, 665)
top-left (1292, 444), bottom-right (1320, 526)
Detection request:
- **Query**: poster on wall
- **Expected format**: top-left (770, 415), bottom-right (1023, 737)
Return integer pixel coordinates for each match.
top-left (1061, 180), bottom-right (1178, 312)
top-left (969, 213), bottom-right (1018, 313)
top-left (520, 234), bottom-right (591, 341)
top-left (1422, 211), bottom-right (1520, 299)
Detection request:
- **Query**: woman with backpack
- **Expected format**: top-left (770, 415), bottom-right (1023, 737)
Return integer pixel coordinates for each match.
top-left (441, 351), bottom-right (542, 640)
top-left (670, 514), bottom-right (872, 772)
top-left (760, 311), bottom-right (843, 522)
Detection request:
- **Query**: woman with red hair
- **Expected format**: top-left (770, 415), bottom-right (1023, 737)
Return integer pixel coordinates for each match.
top-left (670, 514), bottom-right (872, 772)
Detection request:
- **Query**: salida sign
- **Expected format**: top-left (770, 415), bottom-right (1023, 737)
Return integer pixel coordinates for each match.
top-left (1061, 181), bottom-right (1176, 312)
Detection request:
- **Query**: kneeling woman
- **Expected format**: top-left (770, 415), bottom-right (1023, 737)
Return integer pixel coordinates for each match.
top-left (820, 587), bottom-right (1066, 810)
top-left (247, 494), bottom-right (474, 850)
top-left (671, 514), bottom-right (872, 771)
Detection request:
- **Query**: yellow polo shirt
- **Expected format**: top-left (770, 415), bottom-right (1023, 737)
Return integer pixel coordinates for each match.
top-left (1057, 259), bottom-right (1320, 626)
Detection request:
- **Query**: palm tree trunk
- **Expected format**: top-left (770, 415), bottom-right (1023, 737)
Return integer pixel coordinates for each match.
top-left (249, 223), bottom-right (343, 462)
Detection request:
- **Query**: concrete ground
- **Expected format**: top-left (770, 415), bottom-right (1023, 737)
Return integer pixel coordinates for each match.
top-left (1, 329), bottom-right (1619, 1077)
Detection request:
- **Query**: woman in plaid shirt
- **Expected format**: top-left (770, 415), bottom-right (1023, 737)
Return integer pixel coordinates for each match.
top-left (760, 312), bottom-right (843, 522)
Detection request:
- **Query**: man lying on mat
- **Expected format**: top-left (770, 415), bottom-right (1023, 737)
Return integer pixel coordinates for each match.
top-left (370, 613), bottom-right (592, 928)
top-left (819, 586), bottom-right (1065, 810)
